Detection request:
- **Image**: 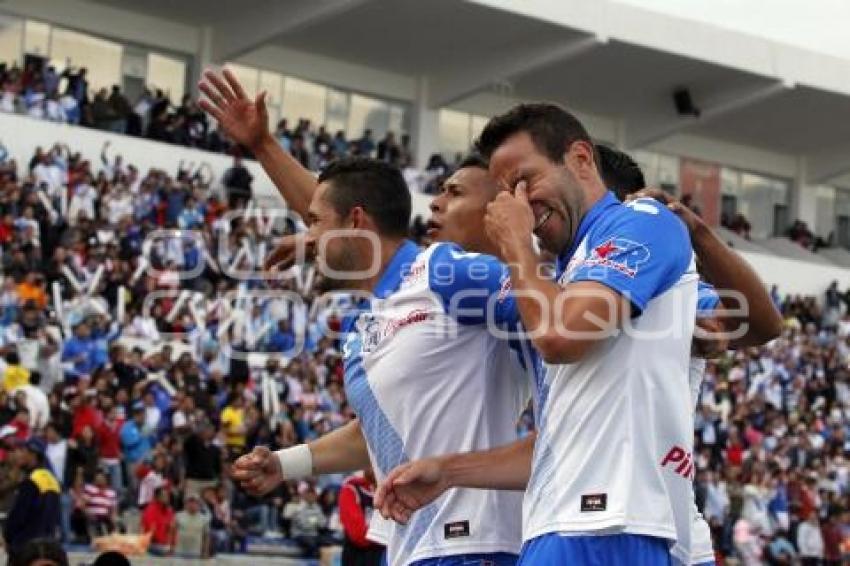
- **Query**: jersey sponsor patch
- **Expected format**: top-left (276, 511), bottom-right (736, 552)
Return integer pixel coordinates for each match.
top-left (358, 309), bottom-right (432, 353)
top-left (580, 493), bottom-right (607, 512)
top-left (660, 445), bottom-right (695, 480)
top-left (444, 520), bottom-right (471, 539)
top-left (581, 238), bottom-right (650, 278)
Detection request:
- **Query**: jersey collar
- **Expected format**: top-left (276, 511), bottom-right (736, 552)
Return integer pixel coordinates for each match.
top-left (339, 240), bottom-right (419, 334)
top-left (372, 239), bottom-right (420, 299)
top-left (556, 190), bottom-right (620, 275)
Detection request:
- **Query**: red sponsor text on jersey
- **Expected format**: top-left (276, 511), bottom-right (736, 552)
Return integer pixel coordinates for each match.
top-left (660, 445), bottom-right (695, 480)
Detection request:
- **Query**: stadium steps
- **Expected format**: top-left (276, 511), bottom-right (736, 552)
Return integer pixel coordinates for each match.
top-left (245, 535), bottom-right (305, 557)
top-left (757, 237), bottom-right (837, 266)
top-left (714, 227), bottom-right (772, 254)
top-left (815, 247), bottom-right (850, 269)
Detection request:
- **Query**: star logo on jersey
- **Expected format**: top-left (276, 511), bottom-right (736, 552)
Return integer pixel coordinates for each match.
top-left (593, 240), bottom-right (619, 259)
top-left (582, 237), bottom-right (650, 278)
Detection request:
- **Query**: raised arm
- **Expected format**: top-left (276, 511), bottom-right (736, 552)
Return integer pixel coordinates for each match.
top-left (629, 188), bottom-right (782, 347)
top-left (198, 68), bottom-right (317, 220)
top-left (375, 435), bottom-right (535, 524)
top-left (232, 419), bottom-right (370, 495)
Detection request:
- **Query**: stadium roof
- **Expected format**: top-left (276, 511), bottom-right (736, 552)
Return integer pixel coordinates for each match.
top-left (7, 0), bottom-right (850, 182)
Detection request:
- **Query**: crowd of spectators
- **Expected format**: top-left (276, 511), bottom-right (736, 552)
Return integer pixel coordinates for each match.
top-left (789, 219), bottom-right (818, 249)
top-left (693, 285), bottom-right (850, 564)
top-left (723, 212), bottom-right (753, 240)
top-left (0, 134), bottom-right (430, 559)
top-left (0, 60), bottom-right (433, 174)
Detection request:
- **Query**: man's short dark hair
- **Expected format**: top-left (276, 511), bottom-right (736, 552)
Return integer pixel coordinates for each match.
top-left (596, 145), bottom-right (646, 200)
top-left (476, 103), bottom-right (593, 163)
top-left (456, 153), bottom-right (489, 171)
top-left (317, 157), bottom-right (411, 237)
top-left (92, 551), bottom-right (130, 566)
top-left (12, 538), bottom-right (68, 566)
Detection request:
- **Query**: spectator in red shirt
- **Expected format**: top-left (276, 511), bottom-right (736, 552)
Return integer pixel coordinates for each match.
top-left (800, 475), bottom-right (820, 522)
top-left (141, 486), bottom-right (175, 556)
top-left (339, 470), bottom-right (384, 566)
top-left (71, 390), bottom-right (102, 440)
top-left (6, 407), bottom-right (30, 441)
top-left (822, 508), bottom-right (844, 566)
top-left (96, 406), bottom-right (123, 495)
top-left (0, 214), bottom-right (13, 244)
top-left (725, 427), bottom-right (744, 467)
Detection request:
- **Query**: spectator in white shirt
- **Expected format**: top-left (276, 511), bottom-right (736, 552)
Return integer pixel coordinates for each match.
top-left (13, 372), bottom-right (50, 430)
top-left (0, 88), bottom-right (15, 113)
top-left (143, 391), bottom-right (161, 435)
top-left (797, 513), bottom-right (824, 565)
top-left (33, 155), bottom-right (65, 195)
top-left (45, 423), bottom-right (68, 487)
top-left (106, 187), bottom-right (133, 225)
top-left (100, 142), bottom-right (126, 182)
top-left (45, 94), bottom-right (67, 123)
top-left (68, 177), bottom-right (97, 226)
top-left (124, 314), bottom-right (160, 342)
top-left (138, 452), bottom-right (168, 508)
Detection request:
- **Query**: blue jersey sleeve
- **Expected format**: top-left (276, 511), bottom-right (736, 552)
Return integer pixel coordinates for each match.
top-left (427, 243), bottom-right (518, 326)
top-left (568, 198), bottom-right (693, 313)
top-left (696, 280), bottom-right (720, 318)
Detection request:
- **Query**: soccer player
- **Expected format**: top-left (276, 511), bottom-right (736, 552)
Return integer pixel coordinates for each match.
top-left (604, 146), bottom-right (782, 565)
top-left (377, 138), bottom-right (782, 565)
top-left (199, 69), bottom-right (537, 566)
top-left (373, 103), bottom-right (700, 565)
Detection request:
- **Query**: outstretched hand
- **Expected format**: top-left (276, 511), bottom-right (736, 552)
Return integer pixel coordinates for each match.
top-left (198, 68), bottom-right (271, 152)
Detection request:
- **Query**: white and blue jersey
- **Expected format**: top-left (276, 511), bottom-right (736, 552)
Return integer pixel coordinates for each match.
top-left (521, 192), bottom-right (698, 565)
top-left (343, 240), bottom-right (539, 566)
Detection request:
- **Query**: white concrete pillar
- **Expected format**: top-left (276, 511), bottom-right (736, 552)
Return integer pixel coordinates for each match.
top-left (191, 25), bottom-right (215, 98)
top-left (792, 156), bottom-right (818, 229)
top-left (411, 76), bottom-right (440, 168)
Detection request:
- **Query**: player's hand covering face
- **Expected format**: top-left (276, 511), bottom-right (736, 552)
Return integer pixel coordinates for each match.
top-left (484, 181), bottom-right (535, 259)
top-left (198, 68), bottom-right (270, 152)
top-left (488, 132), bottom-right (589, 256)
top-left (374, 458), bottom-right (450, 525)
top-left (231, 445), bottom-right (284, 496)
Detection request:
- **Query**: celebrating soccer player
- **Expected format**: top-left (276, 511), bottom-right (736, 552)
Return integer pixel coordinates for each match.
top-left (376, 113), bottom-right (783, 565)
top-left (199, 68), bottom-right (541, 566)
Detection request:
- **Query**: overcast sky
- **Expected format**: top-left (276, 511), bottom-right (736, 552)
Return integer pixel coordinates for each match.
top-left (613, 0), bottom-right (850, 60)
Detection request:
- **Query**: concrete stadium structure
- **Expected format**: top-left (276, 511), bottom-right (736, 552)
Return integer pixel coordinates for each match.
top-left (2, 0), bottom-right (850, 292)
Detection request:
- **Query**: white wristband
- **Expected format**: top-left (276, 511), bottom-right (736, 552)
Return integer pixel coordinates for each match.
top-left (275, 444), bottom-right (313, 480)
